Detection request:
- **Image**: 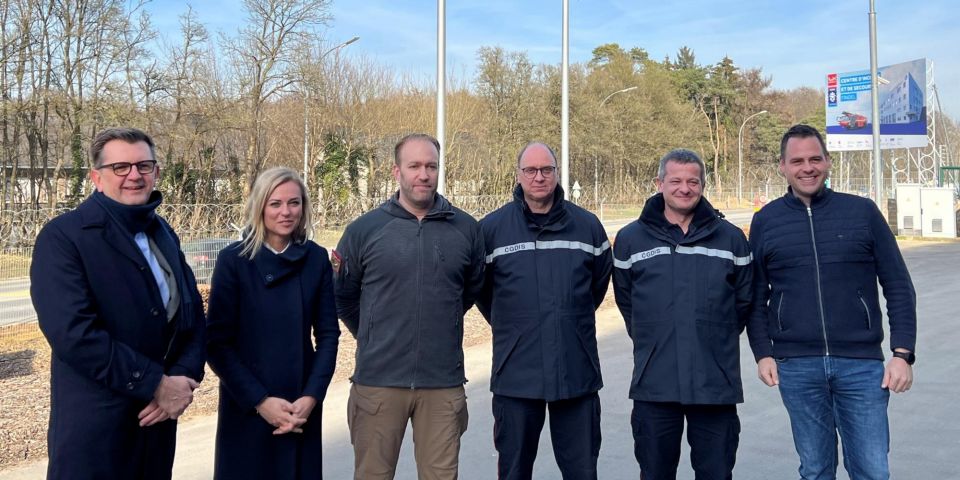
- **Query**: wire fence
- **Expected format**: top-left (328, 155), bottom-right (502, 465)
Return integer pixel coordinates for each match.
top-left (0, 176), bottom-right (948, 331)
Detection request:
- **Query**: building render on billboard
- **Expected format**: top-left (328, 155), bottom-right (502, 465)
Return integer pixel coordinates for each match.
top-left (880, 72), bottom-right (923, 124)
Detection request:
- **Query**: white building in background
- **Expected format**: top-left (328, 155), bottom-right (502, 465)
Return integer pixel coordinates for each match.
top-left (880, 72), bottom-right (923, 124)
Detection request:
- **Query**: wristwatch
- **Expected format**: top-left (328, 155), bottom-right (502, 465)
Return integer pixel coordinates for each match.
top-left (892, 350), bottom-right (916, 365)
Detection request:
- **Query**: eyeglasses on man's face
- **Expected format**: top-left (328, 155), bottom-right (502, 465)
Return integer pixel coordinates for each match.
top-left (97, 160), bottom-right (157, 176)
top-left (519, 166), bottom-right (557, 179)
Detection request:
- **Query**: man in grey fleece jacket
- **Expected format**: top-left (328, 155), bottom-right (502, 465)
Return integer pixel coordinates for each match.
top-left (334, 133), bottom-right (485, 480)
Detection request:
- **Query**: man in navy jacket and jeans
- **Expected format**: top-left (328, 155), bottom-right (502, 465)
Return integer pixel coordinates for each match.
top-left (747, 124), bottom-right (917, 479)
top-left (613, 148), bottom-right (752, 479)
top-left (477, 142), bottom-right (612, 480)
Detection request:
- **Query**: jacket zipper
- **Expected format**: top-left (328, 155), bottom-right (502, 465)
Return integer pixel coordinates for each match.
top-left (776, 292), bottom-right (785, 332)
top-left (807, 206), bottom-right (830, 356)
top-left (412, 220), bottom-right (423, 388)
top-left (859, 295), bottom-right (872, 330)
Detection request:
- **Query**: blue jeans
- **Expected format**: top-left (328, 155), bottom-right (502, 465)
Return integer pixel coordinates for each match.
top-left (776, 356), bottom-right (890, 480)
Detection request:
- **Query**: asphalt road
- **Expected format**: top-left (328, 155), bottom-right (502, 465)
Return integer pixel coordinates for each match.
top-left (0, 279), bottom-right (33, 327)
top-left (2, 240), bottom-right (956, 479)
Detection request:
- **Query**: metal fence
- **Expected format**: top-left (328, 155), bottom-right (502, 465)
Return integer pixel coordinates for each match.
top-left (0, 176), bottom-right (934, 329)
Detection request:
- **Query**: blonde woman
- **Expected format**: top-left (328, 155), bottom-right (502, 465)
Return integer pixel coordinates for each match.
top-left (207, 167), bottom-right (339, 479)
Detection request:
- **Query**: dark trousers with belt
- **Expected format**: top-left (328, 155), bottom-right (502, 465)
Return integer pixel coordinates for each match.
top-left (492, 392), bottom-right (601, 480)
top-left (631, 401), bottom-right (740, 480)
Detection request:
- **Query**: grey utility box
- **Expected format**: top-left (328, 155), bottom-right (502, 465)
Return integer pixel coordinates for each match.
top-left (894, 184), bottom-right (922, 236)
top-left (919, 187), bottom-right (957, 238)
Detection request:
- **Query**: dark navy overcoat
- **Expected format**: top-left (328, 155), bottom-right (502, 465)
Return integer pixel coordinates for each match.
top-left (30, 194), bottom-right (206, 480)
top-left (206, 241), bottom-right (340, 479)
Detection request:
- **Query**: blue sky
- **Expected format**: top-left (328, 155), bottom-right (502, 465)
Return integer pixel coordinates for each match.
top-left (146, 0), bottom-right (959, 119)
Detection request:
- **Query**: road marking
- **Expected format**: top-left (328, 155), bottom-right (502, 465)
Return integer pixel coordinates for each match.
top-left (0, 290), bottom-right (29, 299)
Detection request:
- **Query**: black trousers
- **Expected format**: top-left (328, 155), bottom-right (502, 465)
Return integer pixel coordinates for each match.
top-left (631, 401), bottom-right (740, 480)
top-left (492, 392), bottom-right (601, 480)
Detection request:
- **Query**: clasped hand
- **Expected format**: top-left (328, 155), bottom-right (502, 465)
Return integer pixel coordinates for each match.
top-left (139, 375), bottom-right (199, 427)
top-left (256, 396), bottom-right (317, 435)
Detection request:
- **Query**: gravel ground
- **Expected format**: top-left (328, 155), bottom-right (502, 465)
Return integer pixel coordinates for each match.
top-left (0, 285), bottom-right (495, 471)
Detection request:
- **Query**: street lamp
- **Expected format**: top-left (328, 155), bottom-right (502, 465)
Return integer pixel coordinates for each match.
top-left (738, 110), bottom-right (767, 204)
top-left (303, 36), bottom-right (360, 187)
top-left (596, 86), bottom-right (638, 204)
top-left (600, 86), bottom-right (638, 107)
top-left (437, 0), bottom-right (446, 194)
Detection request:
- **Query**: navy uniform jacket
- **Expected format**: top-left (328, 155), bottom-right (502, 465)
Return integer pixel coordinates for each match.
top-left (206, 241), bottom-right (340, 479)
top-left (30, 193), bottom-right (205, 480)
top-left (477, 185), bottom-right (613, 402)
top-left (613, 194), bottom-right (751, 405)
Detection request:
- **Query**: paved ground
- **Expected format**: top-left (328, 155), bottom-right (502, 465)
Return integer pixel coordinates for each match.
top-left (0, 279), bottom-right (32, 327)
top-left (3, 239), bottom-right (956, 479)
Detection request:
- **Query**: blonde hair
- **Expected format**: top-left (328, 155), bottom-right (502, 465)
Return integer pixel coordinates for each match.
top-left (239, 167), bottom-right (312, 259)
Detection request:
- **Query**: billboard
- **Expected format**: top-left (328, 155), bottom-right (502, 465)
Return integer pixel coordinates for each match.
top-left (825, 58), bottom-right (928, 152)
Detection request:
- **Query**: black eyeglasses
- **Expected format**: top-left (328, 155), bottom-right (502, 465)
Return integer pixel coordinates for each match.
top-left (519, 166), bottom-right (557, 179)
top-left (97, 160), bottom-right (157, 176)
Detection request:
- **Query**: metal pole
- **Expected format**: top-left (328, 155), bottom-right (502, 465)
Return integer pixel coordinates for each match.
top-left (738, 110), bottom-right (767, 204)
top-left (303, 89), bottom-right (309, 186)
top-left (437, 0), bottom-right (446, 195)
top-left (561, 0), bottom-right (569, 199)
top-left (869, 0), bottom-right (882, 205)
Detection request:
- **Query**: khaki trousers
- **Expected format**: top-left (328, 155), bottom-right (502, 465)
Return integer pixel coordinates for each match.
top-left (348, 384), bottom-right (468, 480)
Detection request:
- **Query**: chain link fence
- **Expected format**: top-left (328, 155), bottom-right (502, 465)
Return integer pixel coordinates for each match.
top-left (0, 177), bottom-right (895, 339)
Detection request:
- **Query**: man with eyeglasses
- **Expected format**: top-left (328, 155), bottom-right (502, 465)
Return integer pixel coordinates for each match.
top-left (477, 142), bottom-right (612, 479)
top-left (612, 149), bottom-right (751, 479)
top-left (31, 128), bottom-right (206, 479)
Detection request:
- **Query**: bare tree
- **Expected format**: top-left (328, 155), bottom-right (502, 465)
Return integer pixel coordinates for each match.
top-left (226, 0), bottom-right (331, 191)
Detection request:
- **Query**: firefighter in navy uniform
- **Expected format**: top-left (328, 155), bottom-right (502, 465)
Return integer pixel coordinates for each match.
top-left (477, 142), bottom-right (612, 480)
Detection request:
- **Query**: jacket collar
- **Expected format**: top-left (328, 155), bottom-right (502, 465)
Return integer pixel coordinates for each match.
top-left (382, 191), bottom-right (455, 221)
top-left (253, 241), bottom-right (310, 286)
top-left (639, 192), bottom-right (720, 244)
top-left (781, 186), bottom-right (833, 210)
top-left (513, 183), bottom-right (568, 231)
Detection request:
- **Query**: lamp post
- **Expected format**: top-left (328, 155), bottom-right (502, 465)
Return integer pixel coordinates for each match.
top-left (437, 0), bottom-right (446, 194)
top-left (596, 86), bottom-right (638, 204)
top-left (738, 110), bottom-right (767, 204)
top-left (303, 36), bottom-right (359, 187)
top-left (561, 0), bottom-right (569, 199)
top-left (868, 0), bottom-right (882, 205)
